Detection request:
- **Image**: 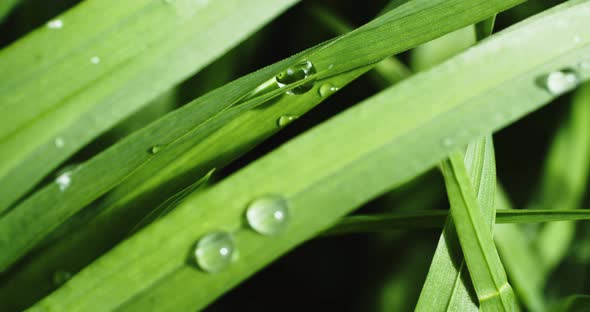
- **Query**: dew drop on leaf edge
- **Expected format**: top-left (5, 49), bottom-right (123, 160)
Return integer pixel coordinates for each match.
top-left (275, 60), bottom-right (316, 95)
top-left (246, 194), bottom-right (290, 235)
top-left (318, 83), bottom-right (339, 97)
top-left (277, 115), bottom-right (298, 128)
top-left (194, 231), bottom-right (235, 273)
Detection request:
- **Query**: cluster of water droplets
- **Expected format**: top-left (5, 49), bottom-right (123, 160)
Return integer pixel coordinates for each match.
top-left (193, 194), bottom-right (290, 273)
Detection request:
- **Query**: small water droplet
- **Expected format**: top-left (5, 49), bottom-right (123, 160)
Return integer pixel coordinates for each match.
top-left (441, 137), bottom-right (454, 148)
top-left (318, 83), bottom-right (339, 97)
top-left (275, 60), bottom-right (316, 95)
top-left (47, 19), bottom-right (63, 29)
top-left (277, 115), bottom-right (298, 128)
top-left (55, 165), bottom-right (77, 191)
top-left (54, 137), bottom-right (65, 148)
top-left (148, 145), bottom-right (163, 155)
top-left (194, 231), bottom-right (235, 273)
top-left (246, 195), bottom-right (290, 235)
top-left (542, 69), bottom-right (580, 95)
top-left (53, 270), bottom-right (72, 286)
top-left (90, 56), bottom-right (100, 64)
top-left (574, 35), bottom-right (582, 44)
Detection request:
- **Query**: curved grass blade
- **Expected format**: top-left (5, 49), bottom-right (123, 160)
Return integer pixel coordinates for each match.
top-left (0, 0), bottom-right (524, 277)
top-left (28, 1), bottom-right (590, 310)
top-left (0, 0), bottom-right (300, 212)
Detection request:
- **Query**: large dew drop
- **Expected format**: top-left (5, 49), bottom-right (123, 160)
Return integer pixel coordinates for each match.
top-left (246, 195), bottom-right (290, 235)
top-left (318, 83), bottom-right (339, 97)
top-left (543, 69), bottom-right (580, 95)
top-left (275, 60), bottom-right (316, 95)
top-left (194, 231), bottom-right (235, 273)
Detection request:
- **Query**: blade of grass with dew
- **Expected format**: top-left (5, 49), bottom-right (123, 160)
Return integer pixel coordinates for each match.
top-left (440, 151), bottom-right (515, 311)
top-left (532, 82), bottom-right (590, 272)
top-left (27, 2), bottom-right (590, 310)
top-left (0, 0), bottom-right (525, 280)
top-left (0, 1), bottom-right (520, 307)
top-left (324, 209), bottom-right (590, 235)
top-left (0, 0), bottom-right (301, 212)
top-left (416, 137), bottom-right (495, 312)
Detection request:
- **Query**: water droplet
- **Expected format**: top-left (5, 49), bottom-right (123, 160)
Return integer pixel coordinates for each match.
top-left (90, 56), bottom-right (100, 64)
top-left (318, 83), bottom-right (339, 97)
top-left (441, 137), bottom-right (454, 148)
top-left (55, 165), bottom-right (77, 191)
top-left (53, 270), bottom-right (72, 286)
top-left (275, 60), bottom-right (316, 95)
top-left (277, 115), bottom-right (298, 128)
top-left (47, 19), bottom-right (63, 29)
top-left (194, 231), bottom-right (235, 273)
top-left (574, 35), bottom-right (582, 44)
top-left (54, 137), bottom-right (65, 148)
top-left (246, 195), bottom-right (290, 235)
top-left (148, 145), bottom-right (163, 155)
top-left (542, 69), bottom-right (580, 95)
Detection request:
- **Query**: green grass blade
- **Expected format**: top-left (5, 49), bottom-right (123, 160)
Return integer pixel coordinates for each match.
top-left (0, 0), bottom-right (300, 212)
top-left (533, 82), bottom-right (590, 271)
top-left (324, 209), bottom-right (590, 235)
top-left (441, 151), bottom-right (515, 310)
top-left (309, 3), bottom-right (411, 85)
top-left (28, 1), bottom-right (590, 310)
top-left (0, 0), bottom-right (524, 276)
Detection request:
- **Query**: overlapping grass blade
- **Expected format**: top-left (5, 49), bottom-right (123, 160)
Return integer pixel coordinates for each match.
top-left (440, 151), bottom-right (515, 310)
top-left (0, 0), bottom-right (523, 285)
top-left (533, 82), bottom-right (590, 271)
top-left (28, 1), bottom-right (590, 310)
top-left (0, 0), bottom-right (300, 212)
